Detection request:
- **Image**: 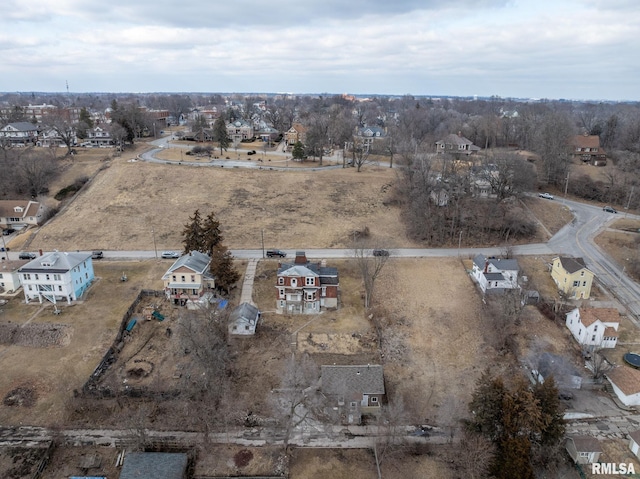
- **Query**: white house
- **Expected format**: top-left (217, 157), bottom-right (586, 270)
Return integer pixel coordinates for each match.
top-left (0, 200), bottom-right (44, 230)
top-left (228, 302), bottom-right (261, 336)
top-left (565, 436), bottom-right (603, 465)
top-left (0, 260), bottom-right (28, 294)
top-left (565, 307), bottom-right (620, 349)
top-left (606, 366), bottom-right (640, 406)
top-left (0, 122), bottom-right (38, 146)
top-left (18, 251), bottom-right (94, 304)
top-left (471, 254), bottom-right (519, 294)
top-left (629, 431), bottom-right (640, 460)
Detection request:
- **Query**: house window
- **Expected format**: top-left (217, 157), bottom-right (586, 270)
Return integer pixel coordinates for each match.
top-left (279, 300), bottom-right (285, 307)
top-left (35, 274), bottom-right (39, 280)
top-left (591, 335), bottom-right (596, 342)
top-left (46, 274), bottom-right (50, 280)
top-left (278, 277), bottom-right (284, 285)
top-left (594, 325), bottom-right (598, 331)
top-left (24, 274), bottom-right (31, 280)
top-left (28, 285), bottom-right (32, 291)
top-left (279, 288), bottom-right (284, 298)
top-left (573, 281), bottom-right (580, 287)
top-left (191, 275), bottom-right (195, 282)
top-left (583, 281), bottom-right (587, 286)
top-left (579, 452), bottom-right (589, 457)
top-left (172, 275), bottom-right (176, 281)
top-left (58, 285), bottom-right (62, 291)
top-left (371, 397), bottom-right (378, 404)
top-left (54, 274), bottom-right (60, 281)
top-left (85, 272), bottom-right (88, 279)
top-left (581, 271), bottom-right (585, 277)
top-left (322, 286), bottom-right (327, 296)
top-left (350, 401), bottom-right (358, 407)
top-left (306, 277), bottom-right (314, 286)
top-left (181, 275), bottom-right (185, 282)
top-left (291, 278), bottom-right (297, 287)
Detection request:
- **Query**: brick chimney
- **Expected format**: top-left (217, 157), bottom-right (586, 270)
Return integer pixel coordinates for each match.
top-left (295, 251), bottom-right (307, 264)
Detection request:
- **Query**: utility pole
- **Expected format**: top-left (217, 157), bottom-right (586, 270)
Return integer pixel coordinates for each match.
top-left (458, 230), bottom-right (462, 257)
top-left (562, 173), bottom-right (570, 205)
top-left (151, 227), bottom-right (158, 259)
top-left (261, 229), bottom-right (265, 259)
top-left (625, 185), bottom-right (635, 218)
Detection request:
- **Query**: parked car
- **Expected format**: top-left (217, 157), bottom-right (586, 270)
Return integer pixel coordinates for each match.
top-left (603, 206), bottom-right (618, 213)
top-left (538, 192), bottom-right (554, 200)
top-left (19, 252), bottom-right (36, 260)
top-left (161, 251), bottom-right (180, 259)
top-left (266, 249), bottom-right (287, 258)
top-left (0, 247), bottom-right (9, 252)
top-left (373, 249), bottom-right (390, 257)
top-left (91, 251), bottom-right (104, 259)
top-left (2, 228), bottom-right (15, 236)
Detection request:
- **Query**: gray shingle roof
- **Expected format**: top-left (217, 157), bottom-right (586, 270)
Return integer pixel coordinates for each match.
top-left (162, 250), bottom-right (211, 279)
top-left (18, 251), bottom-right (91, 274)
top-left (473, 254), bottom-right (519, 272)
top-left (321, 365), bottom-right (385, 396)
top-left (119, 452), bottom-right (188, 479)
top-left (230, 301), bottom-right (259, 323)
top-left (556, 256), bottom-right (588, 274)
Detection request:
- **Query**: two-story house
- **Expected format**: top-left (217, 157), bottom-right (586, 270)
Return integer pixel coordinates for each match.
top-left (162, 251), bottom-right (215, 306)
top-left (321, 364), bottom-right (385, 424)
top-left (0, 122), bottom-right (39, 146)
top-left (18, 251), bottom-right (94, 304)
top-left (471, 254), bottom-right (519, 294)
top-left (0, 260), bottom-right (28, 294)
top-left (276, 252), bottom-right (338, 314)
top-left (435, 132), bottom-right (481, 156)
top-left (0, 200), bottom-right (44, 231)
top-left (565, 307), bottom-right (620, 349)
top-left (87, 126), bottom-right (113, 147)
top-left (551, 256), bottom-right (595, 299)
top-left (355, 126), bottom-right (386, 149)
top-left (226, 120), bottom-right (254, 145)
top-left (284, 123), bottom-right (307, 149)
top-left (572, 132), bottom-right (607, 166)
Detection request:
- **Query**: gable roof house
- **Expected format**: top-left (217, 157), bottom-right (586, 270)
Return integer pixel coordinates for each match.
top-left (321, 364), bottom-right (385, 424)
top-left (0, 259), bottom-right (29, 294)
top-left (18, 251), bottom-right (94, 304)
top-left (356, 126), bottom-right (386, 149)
top-left (228, 301), bottom-right (261, 336)
top-left (435, 132), bottom-right (481, 156)
top-left (566, 307), bottom-right (620, 349)
top-left (226, 119), bottom-right (254, 146)
top-left (606, 366), bottom-right (640, 406)
top-left (565, 435), bottom-right (603, 465)
top-left (162, 251), bottom-right (215, 306)
top-left (551, 256), bottom-right (595, 299)
top-left (276, 252), bottom-right (339, 314)
top-left (471, 254), bottom-right (519, 294)
top-left (0, 122), bottom-right (39, 146)
top-left (572, 132), bottom-right (607, 166)
top-left (284, 123), bottom-right (307, 148)
top-left (629, 430), bottom-right (640, 460)
top-left (0, 200), bottom-right (44, 230)
top-left (87, 125), bottom-right (114, 147)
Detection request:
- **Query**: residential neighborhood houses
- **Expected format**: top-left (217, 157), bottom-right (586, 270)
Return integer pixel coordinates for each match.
top-left (4, 91), bottom-right (640, 477)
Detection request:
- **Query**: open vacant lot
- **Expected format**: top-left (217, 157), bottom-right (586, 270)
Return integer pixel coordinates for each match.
top-left (30, 157), bottom-right (406, 252)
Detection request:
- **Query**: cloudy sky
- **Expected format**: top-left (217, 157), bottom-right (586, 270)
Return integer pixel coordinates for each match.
top-left (1, 0), bottom-right (638, 101)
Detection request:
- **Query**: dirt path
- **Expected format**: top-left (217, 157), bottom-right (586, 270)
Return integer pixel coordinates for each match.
top-left (240, 259), bottom-right (258, 305)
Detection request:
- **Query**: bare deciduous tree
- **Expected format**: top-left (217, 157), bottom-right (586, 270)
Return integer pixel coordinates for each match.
top-left (354, 240), bottom-right (390, 309)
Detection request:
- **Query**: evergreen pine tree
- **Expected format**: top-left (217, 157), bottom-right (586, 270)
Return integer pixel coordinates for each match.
top-left (210, 243), bottom-right (240, 293)
top-left (202, 211), bottom-right (223, 254)
top-left (213, 117), bottom-right (230, 154)
top-left (182, 209), bottom-right (204, 253)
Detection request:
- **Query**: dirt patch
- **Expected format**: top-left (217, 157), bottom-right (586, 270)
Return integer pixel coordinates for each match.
top-left (297, 332), bottom-right (377, 355)
top-left (3, 385), bottom-right (37, 407)
top-left (233, 448), bottom-right (254, 468)
top-left (522, 196), bottom-right (574, 238)
top-left (0, 323), bottom-right (72, 347)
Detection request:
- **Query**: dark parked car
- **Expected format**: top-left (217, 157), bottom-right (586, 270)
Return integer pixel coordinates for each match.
top-left (0, 247), bottom-right (9, 252)
top-left (266, 249), bottom-right (287, 258)
top-left (603, 206), bottom-right (618, 213)
top-left (19, 252), bottom-right (36, 260)
top-left (91, 251), bottom-right (104, 259)
top-left (2, 228), bottom-right (15, 236)
top-left (373, 249), bottom-right (390, 257)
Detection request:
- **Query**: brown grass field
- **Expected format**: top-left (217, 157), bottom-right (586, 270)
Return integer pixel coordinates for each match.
top-left (29, 154), bottom-right (407, 252)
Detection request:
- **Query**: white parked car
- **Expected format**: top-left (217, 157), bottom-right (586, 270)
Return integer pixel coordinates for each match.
top-left (161, 251), bottom-right (180, 259)
top-left (538, 192), bottom-right (554, 200)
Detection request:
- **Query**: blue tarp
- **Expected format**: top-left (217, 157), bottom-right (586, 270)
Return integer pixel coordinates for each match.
top-left (126, 318), bottom-right (137, 332)
top-left (218, 299), bottom-right (228, 310)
